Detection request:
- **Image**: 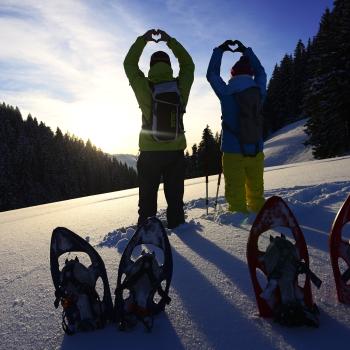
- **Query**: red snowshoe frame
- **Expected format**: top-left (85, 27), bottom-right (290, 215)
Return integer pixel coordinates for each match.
top-left (247, 196), bottom-right (314, 317)
top-left (329, 194), bottom-right (350, 304)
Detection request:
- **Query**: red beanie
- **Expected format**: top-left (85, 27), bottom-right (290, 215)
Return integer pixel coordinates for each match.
top-left (230, 56), bottom-right (254, 77)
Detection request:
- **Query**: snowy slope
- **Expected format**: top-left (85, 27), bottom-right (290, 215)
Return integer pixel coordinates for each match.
top-left (264, 119), bottom-right (314, 167)
top-left (1, 154), bottom-right (350, 350)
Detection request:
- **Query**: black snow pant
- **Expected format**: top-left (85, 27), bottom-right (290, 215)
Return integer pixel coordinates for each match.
top-left (137, 150), bottom-right (185, 229)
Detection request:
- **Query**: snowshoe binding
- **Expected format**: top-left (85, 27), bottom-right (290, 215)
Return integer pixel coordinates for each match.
top-left (330, 194), bottom-right (350, 304)
top-left (50, 227), bottom-right (113, 335)
top-left (247, 196), bottom-right (321, 327)
top-left (115, 217), bottom-right (173, 331)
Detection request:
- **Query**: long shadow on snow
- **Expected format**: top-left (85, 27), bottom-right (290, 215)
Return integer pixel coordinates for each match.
top-left (170, 248), bottom-right (274, 349)
top-left (174, 230), bottom-right (350, 348)
top-left (60, 313), bottom-right (184, 350)
top-left (269, 306), bottom-right (350, 349)
top-left (175, 229), bottom-right (254, 299)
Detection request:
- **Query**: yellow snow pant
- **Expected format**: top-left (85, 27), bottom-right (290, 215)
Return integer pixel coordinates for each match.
top-left (222, 152), bottom-right (265, 213)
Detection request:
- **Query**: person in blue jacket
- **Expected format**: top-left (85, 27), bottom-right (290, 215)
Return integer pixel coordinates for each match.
top-left (206, 40), bottom-right (267, 213)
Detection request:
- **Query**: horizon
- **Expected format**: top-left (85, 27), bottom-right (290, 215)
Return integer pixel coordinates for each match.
top-left (0, 0), bottom-right (333, 155)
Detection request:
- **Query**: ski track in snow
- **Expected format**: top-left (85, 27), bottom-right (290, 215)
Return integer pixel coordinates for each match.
top-left (1, 155), bottom-right (350, 349)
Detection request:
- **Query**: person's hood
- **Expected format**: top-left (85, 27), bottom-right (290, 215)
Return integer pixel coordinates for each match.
top-left (148, 62), bottom-right (174, 83)
top-left (226, 74), bottom-right (256, 94)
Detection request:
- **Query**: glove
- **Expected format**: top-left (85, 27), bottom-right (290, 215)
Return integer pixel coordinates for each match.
top-left (218, 40), bottom-right (247, 53)
top-left (157, 29), bottom-right (171, 43)
top-left (218, 40), bottom-right (235, 52)
top-left (142, 29), bottom-right (158, 42)
top-left (232, 40), bottom-right (247, 53)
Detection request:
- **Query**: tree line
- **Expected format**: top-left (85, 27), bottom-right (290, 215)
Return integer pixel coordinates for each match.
top-left (2, 1), bottom-right (348, 210)
top-left (263, 0), bottom-right (350, 158)
top-left (184, 126), bottom-right (221, 179)
top-left (0, 103), bottom-right (138, 212)
top-left (185, 1), bottom-right (350, 178)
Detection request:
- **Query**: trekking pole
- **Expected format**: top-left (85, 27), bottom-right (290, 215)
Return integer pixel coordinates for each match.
top-left (214, 130), bottom-right (223, 212)
top-left (204, 126), bottom-right (209, 215)
top-left (214, 173), bottom-right (222, 212)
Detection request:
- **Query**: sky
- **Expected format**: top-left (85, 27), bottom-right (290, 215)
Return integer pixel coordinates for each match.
top-left (0, 0), bottom-right (334, 155)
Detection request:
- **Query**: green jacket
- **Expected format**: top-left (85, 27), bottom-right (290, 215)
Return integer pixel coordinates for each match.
top-left (124, 36), bottom-right (195, 151)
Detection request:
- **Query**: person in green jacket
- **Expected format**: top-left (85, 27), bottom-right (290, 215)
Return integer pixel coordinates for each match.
top-left (124, 29), bottom-right (194, 229)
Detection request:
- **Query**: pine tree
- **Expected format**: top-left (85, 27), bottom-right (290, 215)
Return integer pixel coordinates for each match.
top-left (291, 40), bottom-right (307, 118)
top-left (304, 2), bottom-right (350, 158)
top-left (263, 64), bottom-right (283, 135)
top-left (197, 126), bottom-right (220, 177)
top-left (0, 104), bottom-right (139, 211)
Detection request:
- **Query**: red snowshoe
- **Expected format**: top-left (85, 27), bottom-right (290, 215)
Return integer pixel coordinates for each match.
top-left (247, 196), bottom-right (321, 326)
top-left (330, 194), bottom-right (350, 304)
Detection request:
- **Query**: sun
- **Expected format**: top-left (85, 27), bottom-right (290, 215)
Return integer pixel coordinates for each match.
top-left (69, 99), bottom-right (140, 155)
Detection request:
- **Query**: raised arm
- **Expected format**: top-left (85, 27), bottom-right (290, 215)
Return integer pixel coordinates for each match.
top-left (158, 30), bottom-right (195, 107)
top-left (206, 46), bottom-right (229, 98)
top-left (123, 30), bottom-right (156, 110)
top-left (243, 48), bottom-right (267, 100)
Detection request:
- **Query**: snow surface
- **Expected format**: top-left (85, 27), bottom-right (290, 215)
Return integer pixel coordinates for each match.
top-left (264, 119), bottom-right (314, 167)
top-left (1, 124), bottom-right (350, 349)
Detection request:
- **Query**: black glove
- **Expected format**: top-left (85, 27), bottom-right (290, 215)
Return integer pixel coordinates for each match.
top-left (232, 40), bottom-right (247, 53)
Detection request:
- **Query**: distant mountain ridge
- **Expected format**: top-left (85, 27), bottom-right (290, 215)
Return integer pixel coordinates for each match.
top-left (113, 154), bottom-right (138, 170)
top-left (113, 119), bottom-right (314, 172)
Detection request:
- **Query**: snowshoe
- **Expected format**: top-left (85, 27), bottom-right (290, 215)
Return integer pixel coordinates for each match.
top-left (330, 194), bottom-right (350, 304)
top-left (247, 196), bottom-right (321, 327)
top-left (50, 227), bottom-right (113, 335)
top-left (115, 217), bottom-right (173, 331)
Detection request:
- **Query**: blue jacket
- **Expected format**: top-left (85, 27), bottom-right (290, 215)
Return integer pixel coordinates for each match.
top-left (206, 47), bottom-right (267, 154)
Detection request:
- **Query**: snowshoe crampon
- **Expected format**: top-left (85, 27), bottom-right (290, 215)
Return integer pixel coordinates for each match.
top-left (115, 217), bottom-right (173, 331)
top-left (50, 227), bottom-right (113, 335)
top-left (247, 196), bottom-right (321, 327)
top-left (330, 194), bottom-right (350, 304)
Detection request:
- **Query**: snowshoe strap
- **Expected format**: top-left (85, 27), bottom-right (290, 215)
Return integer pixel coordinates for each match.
top-left (117, 256), bottom-right (169, 302)
top-left (62, 311), bottom-right (75, 336)
top-left (297, 261), bottom-right (322, 289)
top-left (156, 286), bottom-right (171, 305)
top-left (116, 255), bottom-right (170, 331)
top-left (342, 268), bottom-right (350, 283)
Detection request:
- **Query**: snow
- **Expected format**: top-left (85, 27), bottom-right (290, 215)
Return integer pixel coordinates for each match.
top-left (1, 123), bottom-right (350, 349)
top-left (264, 119), bottom-right (314, 167)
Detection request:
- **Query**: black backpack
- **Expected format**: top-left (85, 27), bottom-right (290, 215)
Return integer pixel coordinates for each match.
top-left (142, 80), bottom-right (185, 142)
top-left (223, 86), bottom-right (263, 156)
